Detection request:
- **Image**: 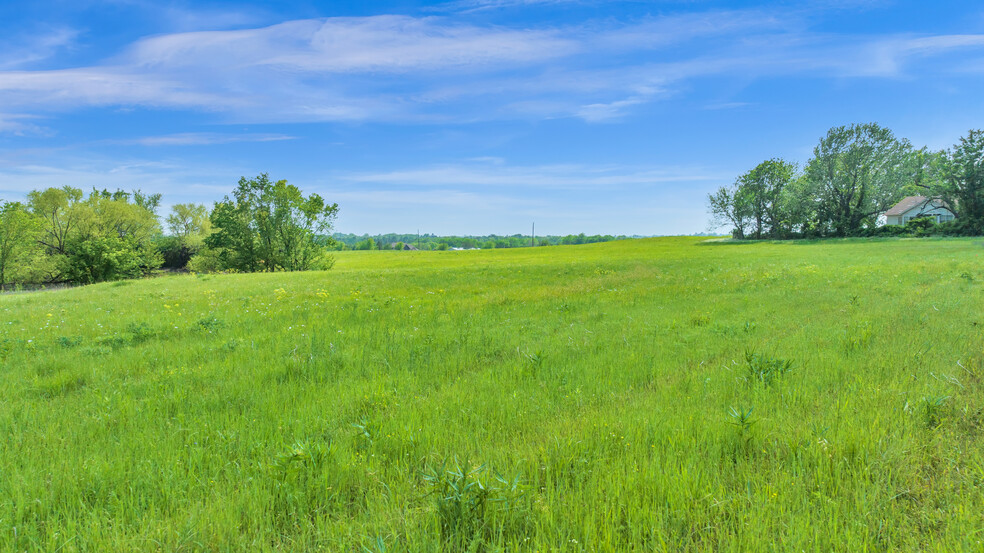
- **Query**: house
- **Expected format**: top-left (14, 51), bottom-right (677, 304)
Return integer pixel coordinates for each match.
top-left (884, 196), bottom-right (955, 226)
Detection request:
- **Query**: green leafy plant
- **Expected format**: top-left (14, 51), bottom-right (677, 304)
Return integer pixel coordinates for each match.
top-left (727, 406), bottom-right (756, 433)
top-left (744, 351), bottom-right (793, 386)
top-left (922, 395), bottom-right (949, 429)
top-left (421, 460), bottom-right (527, 549)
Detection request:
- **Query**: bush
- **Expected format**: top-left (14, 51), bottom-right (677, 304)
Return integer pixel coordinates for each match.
top-left (903, 216), bottom-right (937, 236)
top-left (155, 235), bottom-right (197, 269)
top-left (936, 217), bottom-right (982, 236)
top-left (64, 235), bottom-right (161, 284)
top-left (187, 248), bottom-right (225, 273)
top-left (865, 224), bottom-right (906, 237)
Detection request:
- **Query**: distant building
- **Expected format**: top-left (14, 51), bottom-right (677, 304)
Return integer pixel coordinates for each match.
top-left (884, 196), bottom-right (954, 225)
top-left (402, 243), bottom-right (418, 250)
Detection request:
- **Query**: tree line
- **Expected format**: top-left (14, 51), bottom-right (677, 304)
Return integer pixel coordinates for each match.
top-left (708, 124), bottom-right (984, 238)
top-left (331, 232), bottom-right (634, 251)
top-left (0, 174), bottom-right (338, 289)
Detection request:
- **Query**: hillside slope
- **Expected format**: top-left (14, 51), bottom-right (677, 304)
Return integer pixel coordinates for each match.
top-left (2, 237), bottom-right (983, 551)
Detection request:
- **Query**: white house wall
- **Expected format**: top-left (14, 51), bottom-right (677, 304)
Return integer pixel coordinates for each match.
top-left (886, 202), bottom-right (954, 225)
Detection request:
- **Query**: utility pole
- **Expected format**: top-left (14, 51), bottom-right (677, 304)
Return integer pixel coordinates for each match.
top-left (417, 229), bottom-right (420, 250)
top-left (531, 222), bottom-right (535, 247)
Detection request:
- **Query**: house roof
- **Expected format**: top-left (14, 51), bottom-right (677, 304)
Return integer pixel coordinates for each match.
top-left (885, 196), bottom-right (934, 216)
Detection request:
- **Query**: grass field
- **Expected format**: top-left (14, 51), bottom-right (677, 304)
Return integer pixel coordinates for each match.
top-left (2, 236), bottom-right (983, 551)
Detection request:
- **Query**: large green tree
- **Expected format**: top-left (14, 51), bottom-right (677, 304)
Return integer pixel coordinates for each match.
top-left (739, 158), bottom-right (798, 238)
top-left (0, 201), bottom-right (44, 288)
top-left (26, 187), bottom-right (162, 284)
top-left (166, 203), bottom-right (211, 239)
top-left (63, 189), bottom-right (163, 284)
top-left (204, 174), bottom-right (338, 272)
top-left (931, 129), bottom-right (984, 232)
top-left (708, 183), bottom-right (752, 239)
top-left (804, 123), bottom-right (918, 236)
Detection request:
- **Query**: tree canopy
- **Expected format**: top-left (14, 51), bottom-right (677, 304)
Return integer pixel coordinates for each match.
top-left (203, 174), bottom-right (339, 272)
top-left (0, 175), bottom-right (341, 288)
top-left (708, 123), bottom-right (980, 239)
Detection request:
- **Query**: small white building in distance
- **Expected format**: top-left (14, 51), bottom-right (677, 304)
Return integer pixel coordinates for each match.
top-left (884, 196), bottom-right (955, 226)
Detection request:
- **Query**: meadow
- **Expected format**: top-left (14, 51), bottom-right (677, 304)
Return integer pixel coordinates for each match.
top-left (1, 236), bottom-right (983, 551)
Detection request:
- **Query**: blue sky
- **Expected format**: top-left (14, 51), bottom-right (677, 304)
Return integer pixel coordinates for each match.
top-left (1, 0), bottom-right (983, 235)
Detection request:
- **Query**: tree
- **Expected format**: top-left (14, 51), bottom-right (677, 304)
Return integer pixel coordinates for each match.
top-left (739, 158), bottom-right (798, 238)
top-left (27, 186), bottom-right (84, 257)
top-left (805, 123), bottom-right (917, 236)
top-left (708, 184), bottom-right (752, 239)
top-left (932, 129), bottom-right (984, 232)
top-left (63, 189), bottom-right (163, 284)
top-left (161, 204), bottom-right (213, 269)
top-left (203, 174), bottom-right (339, 272)
top-left (355, 237), bottom-right (376, 251)
top-left (0, 201), bottom-right (43, 288)
top-left (167, 203), bottom-right (211, 238)
top-left (780, 174), bottom-right (823, 237)
top-left (26, 187), bottom-right (162, 284)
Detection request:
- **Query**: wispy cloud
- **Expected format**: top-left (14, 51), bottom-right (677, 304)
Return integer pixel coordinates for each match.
top-left (435, 0), bottom-right (591, 13)
top-left (113, 132), bottom-right (296, 146)
top-left (125, 16), bottom-right (576, 73)
top-left (0, 113), bottom-right (52, 136)
top-left (338, 160), bottom-right (726, 191)
top-left (0, 11), bottom-right (983, 125)
top-left (0, 27), bottom-right (80, 70)
top-left (576, 97), bottom-right (652, 122)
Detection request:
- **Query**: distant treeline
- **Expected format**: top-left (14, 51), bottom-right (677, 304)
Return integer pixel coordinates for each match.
top-left (708, 124), bottom-right (984, 239)
top-left (329, 233), bottom-right (648, 250)
top-left (0, 174), bottom-right (337, 289)
top-left (0, 171), bottom-right (650, 289)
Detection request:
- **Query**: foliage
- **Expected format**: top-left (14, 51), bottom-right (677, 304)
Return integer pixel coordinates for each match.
top-left (166, 203), bottom-right (211, 239)
top-left (20, 187), bottom-right (163, 284)
top-left (203, 174), bottom-right (339, 272)
top-left (931, 129), bottom-right (984, 233)
top-left (161, 203), bottom-right (212, 268)
top-left (0, 201), bottom-right (44, 288)
top-left (707, 183), bottom-right (752, 239)
top-left (804, 123), bottom-right (918, 236)
top-left (2, 177), bottom-right (338, 283)
top-left (743, 351), bottom-right (793, 386)
top-left (422, 460), bottom-right (528, 549)
top-left (709, 158), bottom-right (797, 239)
top-left (742, 158), bottom-right (798, 238)
top-left (708, 123), bottom-right (984, 238)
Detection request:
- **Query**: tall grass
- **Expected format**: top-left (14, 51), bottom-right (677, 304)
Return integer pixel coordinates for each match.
top-left (1, 236), bottom-right (983, 551)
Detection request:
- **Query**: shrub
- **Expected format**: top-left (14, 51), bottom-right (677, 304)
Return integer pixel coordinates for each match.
top-left (187, 248), bottom-right (225, 273)
top-left (155, 235), bottom-right (198, 269)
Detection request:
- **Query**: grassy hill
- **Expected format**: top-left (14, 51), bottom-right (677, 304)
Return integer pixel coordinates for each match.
top-left (2, 237), bottom-right (983, 551)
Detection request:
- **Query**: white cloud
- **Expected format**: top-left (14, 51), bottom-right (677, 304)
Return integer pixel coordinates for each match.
top-left (436, 0), bottom-right (590, 12)
top-left (338, 161), bottom-right (726, 191)
top-left (0, 113), bottom-right (51, 136)
top-left (114, 132), bottom-right (296, 146)
top-left (124, 16), bottom-right (576, 73)
top-left (0, 27), bottom-right (80, 70)
top-left (0, 68), bottom-right (238, 109)
top-left (576, 97), bottom-right (650, 122)
top-left (0, 11), bottom-right (982, 125)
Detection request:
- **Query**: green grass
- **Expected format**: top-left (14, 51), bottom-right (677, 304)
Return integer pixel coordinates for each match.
top-left (1, 236), bottom-right (983, 551)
